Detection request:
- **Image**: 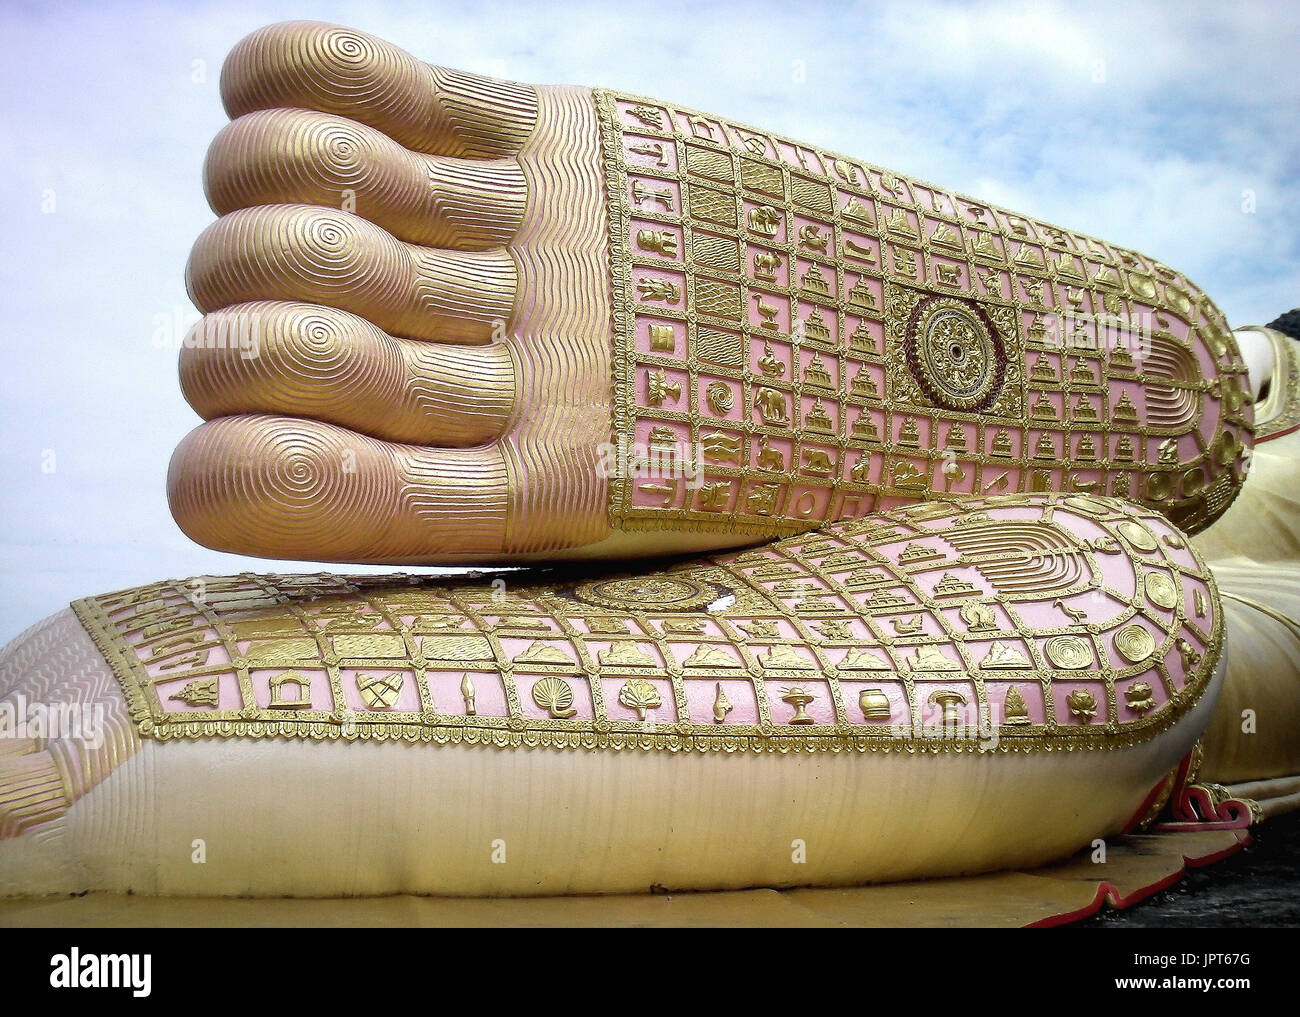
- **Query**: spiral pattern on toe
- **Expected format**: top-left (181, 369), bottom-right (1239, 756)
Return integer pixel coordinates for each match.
top-left (220, 21), bottom-right (537, 159)
top-left (187, 202), bottom-right (419, 324)
top-left (181, 302), bottom-right (405, 414)
top-left (187, 204), bottom-right (517, 344)
top-left (167, 415), bottom-right (402, 560)
top-left (205, 110), bottom-right (404, 212)
top-left (223, 23), bottom-right (431, 139)
top-left (206, 110), bottom-right (529, 251)
top-left (180, 302), bottom-right (517, 447)
top-left (188, 205), bottom-right (411, 310)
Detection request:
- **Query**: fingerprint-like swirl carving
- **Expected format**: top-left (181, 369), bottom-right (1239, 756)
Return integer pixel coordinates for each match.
top-left (223, 24), bottom-right (423, 134)
top-left (205, 109), bottom-right (527, 251)
top-left (221, 21), bottom-right (537, 159)
top-left (187, 204), bottom-right (412, 314)
top-left (167, 415), bottom-right (399, 559)
top-left (181, 301), bottom-right (516, 447)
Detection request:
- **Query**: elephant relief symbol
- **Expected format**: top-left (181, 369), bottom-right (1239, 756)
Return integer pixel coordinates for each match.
top-left (754, 387), bottom-right (788, 425)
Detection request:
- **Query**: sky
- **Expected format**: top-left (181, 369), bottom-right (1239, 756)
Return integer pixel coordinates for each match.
top-left (0, 0), bottom-right (1297, 641)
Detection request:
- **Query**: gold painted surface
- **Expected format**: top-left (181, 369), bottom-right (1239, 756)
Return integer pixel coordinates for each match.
top-left (594, 88), bottom-right (1252, 539)
top-left (72, 494), bottom-right (1222, 754)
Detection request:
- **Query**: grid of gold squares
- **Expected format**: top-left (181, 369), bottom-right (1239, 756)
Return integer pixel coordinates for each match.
top-left (76, 499), bottom-right (1218, 750)
top-left (599, 91), bottom-right (1248, 534)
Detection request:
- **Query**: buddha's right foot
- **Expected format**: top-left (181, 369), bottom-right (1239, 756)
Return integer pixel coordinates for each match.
top-left (171, 20), bottom-right (1254, 565)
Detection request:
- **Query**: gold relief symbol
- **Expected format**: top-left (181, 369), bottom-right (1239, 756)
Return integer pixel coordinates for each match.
top-left (356, 672), bottom-right (404, 709)
top-left (757, 436), bottom-right (784, 471)
top-left (753, 250), bottom-right (781, 281)
top-left (780, 686), bottom-right (816, 724)
top-left (637, 229), bottom-right (678, 257)
top-left (596, 92), bottom-right (1250, 540)
top-left (1045, 636), bottom-right (1092, 670)
top-left (748, 205), bottom-right (781, 236)
top-left (859, 688), bottom-right (891, 720)
top-left (706, 382), bottom-right (734, 415)
top-left (1003, 687), bottom-right (1031, 725)
top-left (267, 671), bottom-right (311, 710)
top-left (1114, 624), bottom-right (1157, 663)
top-left (618, 678), bottom-right (662, 721)
top-left (1067, 689), bottom-right (1098, 723)
top-left (1125, 681), bottom-right (1155, 713)
top-left (754, 387), bottom-right (788, 425)
top-left (1144, 572), bottom-right (1179, 610)
top-left (632, 179), bottom-right (674, 210)
top-left (170, 678), bottom-right (218, 708)
top-left (648, 323), bottom-right (675, 351)
top-left (646, 368), bottom-right (681, 406)
top-left (712, 683), bottom-right (733, 722)
top-left (636, 277), bottom-right (680, 303)
top-left (799, 225), bottom-right (828, 252)
top-left (928, 689), bottom-right (967, 727)
top-left (532, 677), bottom-right (578, 719)
top-left (702, 431), bottom-right (741, 463)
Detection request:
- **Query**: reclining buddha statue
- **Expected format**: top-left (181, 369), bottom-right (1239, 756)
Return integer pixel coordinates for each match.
top-left (1, 20), bottom-right (1298, 901)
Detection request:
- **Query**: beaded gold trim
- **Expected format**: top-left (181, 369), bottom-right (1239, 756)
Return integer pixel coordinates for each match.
top-left (593, 89), bottom-right (1252, 538)
top-left (73, 494), bottom-right (1221, 755)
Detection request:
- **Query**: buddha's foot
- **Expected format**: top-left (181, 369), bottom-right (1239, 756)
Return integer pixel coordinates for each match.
top-left (169, 20), bottom-right (1253, 565)
top-left (1, 494), bottom-right (1230, 896)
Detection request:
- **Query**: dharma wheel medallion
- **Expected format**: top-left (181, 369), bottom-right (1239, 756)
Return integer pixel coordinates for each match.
top-left (905, 295), bottom-right (1007, 412)
top-left (573, 575), bottom-right (717, 612)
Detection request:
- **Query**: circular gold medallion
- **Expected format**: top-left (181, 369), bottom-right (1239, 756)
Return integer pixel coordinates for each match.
top-left (574, 575), bottom-right (716, 612)
top-left (1181, 467), bottom-right (1206, 498)
top-left (1129, 273), bottom-right (1157, 299)
top-left (1146, 473), bottom-right (1175, 503)
top-left (1116, 520), bottom-right (1158, 551)
top-left (1143, 572), bottom-right (1178, 610)
top-left (1114, 624), bottom-right (1157, 663)
top-left (904, 296), bottom-right (1007, 411)
top-left (1045, 635), bottom-right (1092, 669)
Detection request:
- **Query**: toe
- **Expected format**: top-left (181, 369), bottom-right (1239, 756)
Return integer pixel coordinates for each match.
top-left (167, 415), bottom-right (513, 562)
top-left (220, 20), bottom-right (537, 159)
top-left (186, 204), bottom-right (517, 344)
top-left (179, 302), bottom-right (516, 447)
top-left (205, 109), bottom-right (527, 251)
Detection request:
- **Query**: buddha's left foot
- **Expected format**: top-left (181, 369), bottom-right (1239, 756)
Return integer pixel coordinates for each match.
top-left (1, 494), bottom-right (1227, 895)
